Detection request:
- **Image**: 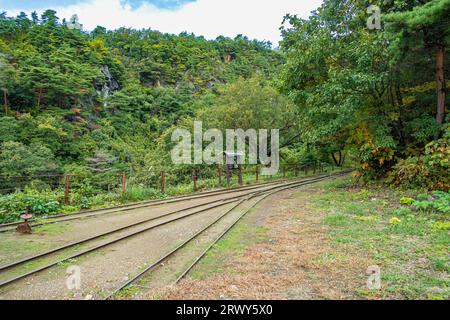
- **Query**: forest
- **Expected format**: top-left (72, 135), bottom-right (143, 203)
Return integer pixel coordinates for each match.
top-left (0, 0), bottom-right (448, 223)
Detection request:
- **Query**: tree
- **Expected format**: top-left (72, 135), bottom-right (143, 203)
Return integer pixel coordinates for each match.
top-left (41, 10), bottom-right (59, 26)
top-left (0, 53), bottom-right (16, 114)
top-left (197, 76), bottom-right (297, 156)
top-left (385, 0), bottom-right (450, 126)
top-left (0, 141), bottom-right (58, 177)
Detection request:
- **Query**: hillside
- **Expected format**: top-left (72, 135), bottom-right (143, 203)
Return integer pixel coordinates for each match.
top-left (0, 10), bottom-right (283, 180)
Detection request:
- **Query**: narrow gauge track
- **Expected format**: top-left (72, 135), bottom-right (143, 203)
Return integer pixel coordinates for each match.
top-left (0, 175), bottom-right (323, 233)
top-left (0, 174), bottom-right (335, 273)
top-left (107, 171), bottom-right (350, 299)
top-left (0, 172), bottom-right (350, 294)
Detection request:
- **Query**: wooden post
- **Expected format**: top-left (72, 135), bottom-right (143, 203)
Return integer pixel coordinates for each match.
top-left (218, 166), bottom-right (222, 185)
top-left (192, 169), bottom-right (198, 192)
top-left (283, 167), bottom-right (286, 179)
top-left (65, 175), bottom-right (70, 206)
top-left (226, 165), bottom-right (231, 187)
top-left (294, 167), bottom-right (298, 177)
top-left (256, 165), bottom-right (259, 183)
top-left (161, 171), bottom-right (165, 193)
top-left (122, 172), bottom-right (126, 194)
top-left (238, 164), bottom-right (243, 186)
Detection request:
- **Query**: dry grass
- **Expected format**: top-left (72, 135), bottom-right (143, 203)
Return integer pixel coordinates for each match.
top-left (148, 182), bottom-right (373, 300)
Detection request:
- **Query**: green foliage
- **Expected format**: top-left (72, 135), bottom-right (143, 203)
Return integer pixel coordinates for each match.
top-left (0, 10), bottom-right (283, 194)
top-left (397, 190), bottom-right (450, 216)
top-left (388, 125), bottom-right (450, 190)
top-left (0, 187), bottom-right (62, 223)
top-left (400, 197), bottom-right (415, 205)
top-left (393, 206), bottom-right (413, 217)
top-left (280, 0), bottom-right (449, 179)
top-left (0, 141), bottom-right (58, 176)
top-left (412, 191), bottom-right (450, 214)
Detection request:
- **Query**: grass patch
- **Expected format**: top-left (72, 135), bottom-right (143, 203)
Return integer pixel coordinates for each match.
top-left (33, 222), bottom-right (71, 236)
top-left (188, 210), bottom-right (268, 280)
top-left (314, 178), bottom-right (450, 300)
top-left (114, 285), bottom-right (141, 300)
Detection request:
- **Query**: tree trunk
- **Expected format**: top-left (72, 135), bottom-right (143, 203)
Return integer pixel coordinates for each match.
top-left (37, 88), bottom-right (43, 110)
top-left (331, 153), bottom-right (339, 166)
top-left (3, 89), bottom-right (8, 115)
top-left (331, 151), bottom-right (343, 167)
top-left (436, 44), bottom-right (446, 125)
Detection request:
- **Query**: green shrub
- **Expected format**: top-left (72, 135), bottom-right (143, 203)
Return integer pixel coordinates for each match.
top-left (393, 207), bottom-right (413, 217)
top-left (400, 197), bottom-right (415, 205)
top-left (120, 186), bottom-right (165, 202)
top-left (411, 191), bottom-right (450, 214)
top-left (388, 129), bottom-right (449, 190)
top-left (0, 188), bottom-right (62, 223)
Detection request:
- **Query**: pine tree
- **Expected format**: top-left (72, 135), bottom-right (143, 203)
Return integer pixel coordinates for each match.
top-left (385, 0), bottom-right (450, 125)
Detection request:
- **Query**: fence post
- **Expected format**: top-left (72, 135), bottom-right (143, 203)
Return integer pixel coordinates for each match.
top-left (161, 171), bottom-right (165, 193)
top-left (192, 169), bottom-right (198, 192)
top-left (65, 175), bottom-right (70, 206)
top-left (122, 172), bottom-right (126, 194)
top-left (218, 165), bottom-right (222, 185)
top-left (237, 164), bottom-right (243, 186)
top-left (256, 165), bottom-right (259, 183)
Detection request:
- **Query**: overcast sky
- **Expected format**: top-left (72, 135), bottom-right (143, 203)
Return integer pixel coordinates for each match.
top-left (0, 0), bottom-right (323, 45)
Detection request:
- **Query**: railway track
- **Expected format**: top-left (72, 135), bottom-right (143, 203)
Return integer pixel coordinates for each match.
top-left (107, 171), bottom-right (350, 299)
top-left (0, 175), bottom-right (325, 233)
top-left (0, 171), bottom-right (350, 298)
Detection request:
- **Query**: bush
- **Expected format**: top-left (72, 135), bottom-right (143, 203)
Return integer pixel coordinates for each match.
top-left (120, 186), bottom-right (165, 202)
top-left (0, 188), bottom-right (62, 223)
top-left (388, 129), bottom-right (449, 190)
top-left (408, 191), bottom-right (450, 214)
top-left (393, 207), bottom-right (413, 217)
top-left (400, 197), bottom-right (415, 205)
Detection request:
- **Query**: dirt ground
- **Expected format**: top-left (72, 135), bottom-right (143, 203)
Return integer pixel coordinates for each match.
top-left (151, 180), bottom-right (373, 300)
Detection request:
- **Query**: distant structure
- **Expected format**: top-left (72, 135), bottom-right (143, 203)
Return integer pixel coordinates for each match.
top-left (66, 14), bottom-right (83, 31)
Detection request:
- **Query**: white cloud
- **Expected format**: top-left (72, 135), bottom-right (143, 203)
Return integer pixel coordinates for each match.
top-left (8, 0), bottom-right (323, 44)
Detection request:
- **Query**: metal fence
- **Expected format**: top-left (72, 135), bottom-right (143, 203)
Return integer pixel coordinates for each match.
top-left (0, 160), bottom-right (344, 205)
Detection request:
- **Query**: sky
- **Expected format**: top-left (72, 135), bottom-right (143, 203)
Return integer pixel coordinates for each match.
top-left (0, 0), bottom-right (323, 44)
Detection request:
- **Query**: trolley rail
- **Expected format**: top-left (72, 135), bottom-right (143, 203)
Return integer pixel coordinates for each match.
top-left (0, 171), bottom-right (350, 297)
top-left (107, 171), bottom-right (350, 299)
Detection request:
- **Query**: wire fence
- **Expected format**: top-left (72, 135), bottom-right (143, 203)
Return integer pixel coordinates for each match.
top-left (0, 160), bottom-right (345, 204)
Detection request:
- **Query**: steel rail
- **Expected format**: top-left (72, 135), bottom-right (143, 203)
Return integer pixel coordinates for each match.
top-left (0, 175), bottom-right (328, 273)
top-left (0, 197), bottom-right (245, 288)
top-left (175, 176), bottom-right (322, 283)
top-left (0, 172), bottom-right (350, 291)
top-left (0, 173), bottom-right (325, 232)
top-left (104, 198), bottom-right (249, 300)
top-left (107, 172), bottom-right (349, 299)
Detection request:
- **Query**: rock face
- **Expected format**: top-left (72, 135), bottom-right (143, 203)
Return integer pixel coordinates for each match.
top-left (66, 14), bottom-right (83, 31)
top-left (98, 65), bottom-right (120, 108)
